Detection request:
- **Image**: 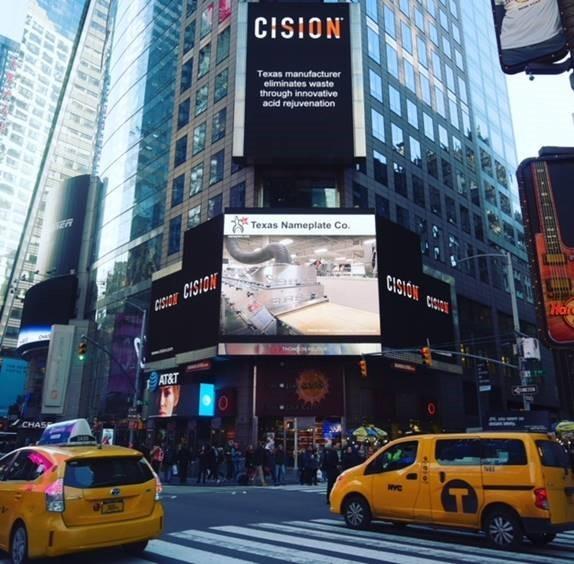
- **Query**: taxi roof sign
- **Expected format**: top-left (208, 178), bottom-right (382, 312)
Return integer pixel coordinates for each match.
top-left (38, 419), bottom-right (97, 446)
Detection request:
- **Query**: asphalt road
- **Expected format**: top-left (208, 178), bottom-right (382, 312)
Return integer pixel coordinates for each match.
top-left (2, 484), bottom-right (574, 563)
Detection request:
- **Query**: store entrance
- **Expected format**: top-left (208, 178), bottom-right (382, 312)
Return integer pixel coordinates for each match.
top-left (258, 416), bottom-right (342, 468)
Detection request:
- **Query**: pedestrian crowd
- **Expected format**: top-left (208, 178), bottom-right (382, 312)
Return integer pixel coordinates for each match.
top-left (134, 438), bottom-right (378, 502)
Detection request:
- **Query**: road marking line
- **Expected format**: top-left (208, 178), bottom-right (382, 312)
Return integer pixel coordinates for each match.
top-left (170, 529), bottom-right (363, 564)
top-left (293, 520), bottom-right (574, 564)
top-left (254, 522), bottom-right (519, 564)
top-left (147, 539), bottom-right (254, 563)
top-left (212, 525), bottom-right (449, 564)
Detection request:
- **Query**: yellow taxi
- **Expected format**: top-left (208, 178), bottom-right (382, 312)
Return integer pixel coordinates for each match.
top-left (330, 432), bottom-right (574, 548)
top-left (0, 419), bottom-right (163, 564)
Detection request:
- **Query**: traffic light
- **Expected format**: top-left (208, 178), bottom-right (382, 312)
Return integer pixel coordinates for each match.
top-left (78, 338), bottom-right (88, 360)
top-left (359, 357), bottom-right (368, 378)
top-left (420, 346), bottom-right (432, 366)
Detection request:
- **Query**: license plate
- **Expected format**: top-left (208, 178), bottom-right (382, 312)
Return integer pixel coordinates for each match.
top-left (101, 500), bottom-right (124, 514)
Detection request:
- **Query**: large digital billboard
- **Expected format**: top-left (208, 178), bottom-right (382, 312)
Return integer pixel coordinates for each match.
top-left (146, 211), bottom-right (455, 361)
top-left (220, 213), bottom-right (380, 340)
top-left (491, 0), bottom-right (567, 74)
top-left (517, 150), bottom-right (574, 347)
top-left (17, 275), bottom-right (78, 353)
top-left (234, 2), bottom-right (364, 164)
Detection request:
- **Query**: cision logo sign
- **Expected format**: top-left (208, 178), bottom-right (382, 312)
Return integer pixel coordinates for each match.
top-left (234, 2), bottom-right (363, 164)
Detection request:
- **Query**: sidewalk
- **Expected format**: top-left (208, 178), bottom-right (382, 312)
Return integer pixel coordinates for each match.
top-left (161, 467), bottom-right (321, 489)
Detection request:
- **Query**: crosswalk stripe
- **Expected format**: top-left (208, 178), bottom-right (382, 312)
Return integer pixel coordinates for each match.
top-left (213, 525), bottom-right (455, 564)
top-left (170, 529), bottom-right (365, 564)
top-left (254, 522), bottom-right (524, 564)
top-left (292, 519), bottom-right (574, 564)
top-left (147, 539), bottom-right (255, 564)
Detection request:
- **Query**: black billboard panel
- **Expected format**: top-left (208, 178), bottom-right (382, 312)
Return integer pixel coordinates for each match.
top-left (376, 218), bottom-right (424, 348)
top-left (17, 275), bottom-right (78, 353)
top-left (491, 0), bottom-right (567, 75)
top-left (148, 271), bottom-right (182, 362)
top-left (37, 175), bottom-right (90, 277)
top-left (180, 216), bottom-right (224, 353)
top-left (517, 149), bottom-right (574, 347)
top-left (239, 2), bottom-right (356, 164)
top-left (421, 274), bottom-right (455, 350)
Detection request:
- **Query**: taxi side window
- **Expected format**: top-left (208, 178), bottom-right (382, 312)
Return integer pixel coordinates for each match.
top-left (0, 452), bottom-right (16, 480)
top-left (436, 439), bottom-right (480, 466)
top-left (481, 439), bottom-right (527, 466)
top-left (365, 441), bottom-right (418, 475)
top-left (5, 450), bottom-right (51, 481)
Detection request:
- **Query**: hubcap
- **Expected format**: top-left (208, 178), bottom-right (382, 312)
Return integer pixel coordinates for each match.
top-left (489, 515), bottom-right (514, 546)
top-left (346, 501), bottom-right (364, 526)
top-left (12, 528), bottom-right (26, 564)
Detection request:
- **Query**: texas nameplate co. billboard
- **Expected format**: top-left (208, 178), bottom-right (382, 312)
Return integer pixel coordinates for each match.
top-left (233, 2), bottom-right (365, 164)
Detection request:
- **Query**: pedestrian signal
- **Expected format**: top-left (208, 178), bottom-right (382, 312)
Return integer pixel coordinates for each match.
top-left (359, 358), bottom-right (368, 378)
top-left (78, 338), bottom-right (88, 360)
top-left (421, 346), bottom-right (432, 366)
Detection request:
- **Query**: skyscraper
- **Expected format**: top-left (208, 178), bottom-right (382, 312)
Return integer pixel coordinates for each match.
top-left (82, 0), bottom-right (559, 443)
top-left (0, 0), bottom-right (109, 351)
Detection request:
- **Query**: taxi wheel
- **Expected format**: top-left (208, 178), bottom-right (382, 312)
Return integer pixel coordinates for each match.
top-left (343, 496), bottom-right (371, 530)
top-left (527, 533), bottom-right (556, 546)
top-left (10, 523), bottom-right (29, 564)
top-left (484, 508), bottom-right (523, 549)
top-left (123, 540), bottom-right (149, 555)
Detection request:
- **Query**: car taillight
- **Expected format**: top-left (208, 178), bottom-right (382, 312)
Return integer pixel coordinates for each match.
top-left (534, 488), bottom-right (549, 510)
top-left (45, 478), bottom-right (65, 512)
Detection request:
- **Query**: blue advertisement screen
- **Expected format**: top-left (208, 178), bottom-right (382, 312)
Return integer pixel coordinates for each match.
top-left (198, 383), bottom-right (215, 417)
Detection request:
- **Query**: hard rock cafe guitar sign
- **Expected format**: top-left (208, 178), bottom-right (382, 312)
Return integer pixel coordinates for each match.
top-left (530, 159), bottom-right (574, 346)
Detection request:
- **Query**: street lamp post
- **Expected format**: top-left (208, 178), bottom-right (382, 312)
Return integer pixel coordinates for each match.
top-left (457, 251), bottom-right (530, 411)
top-left (126, 301), bottom-right (147, 447)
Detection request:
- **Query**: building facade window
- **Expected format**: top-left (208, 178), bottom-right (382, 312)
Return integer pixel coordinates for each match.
top-left (174, 136), bottom-right (187, 167)
top-left (171, 174), bottom-right (184, 207)
top-left (209, 150), bottom-right (224, 185)
top-left (168, 215), bottom-right (182, 255)
top-left (190, 162), bottom-right (204, 196)
top-left (208, 193), bottom-right (223, 218)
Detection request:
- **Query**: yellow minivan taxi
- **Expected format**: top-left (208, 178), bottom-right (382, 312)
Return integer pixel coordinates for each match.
top-left (330, 432), bottom-right (574, 548)
top-left (0, 420), bottom-right (163, 564)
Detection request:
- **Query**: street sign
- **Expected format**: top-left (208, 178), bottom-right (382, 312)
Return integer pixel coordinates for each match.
top-left (479, 385), bottom-right (492, 392)
top-left (512, 385), bottom-right (538, 396)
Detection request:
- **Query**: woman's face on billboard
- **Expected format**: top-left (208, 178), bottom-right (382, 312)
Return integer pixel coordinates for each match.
top-left (159, 385), bottom-right (181, 417)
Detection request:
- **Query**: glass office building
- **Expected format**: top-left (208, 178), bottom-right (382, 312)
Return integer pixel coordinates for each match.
top-left (86, 0), bottom-right (560, 444)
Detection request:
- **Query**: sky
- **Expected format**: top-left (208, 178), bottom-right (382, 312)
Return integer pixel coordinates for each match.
top-left (0, 0), bottom-right (571, 166)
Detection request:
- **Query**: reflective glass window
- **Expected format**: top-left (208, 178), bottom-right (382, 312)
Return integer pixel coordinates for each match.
top-left (413, 175), bottom-right (425, 208)
top-left (367, 28), bottom-right (380, 63)
top-left (209, 150), bottom-right (224, 185)
top-left (369, 69), bottom-right (383, 102)
top-left (208, 193), bottom-right (223, 218)
top-left (181, 59), bottom-right (193, 93)
top-left (391, 124), bottom-right (404, 155)
top-left (192, 123), bottom-right (206, 155)
top-left (373, 150), bottom-right (388, 185)
top-left (386, 44), bottom-right (399, 77)
top-left (174, 136), bottom-right (187, 167)
top-left (184, 21), bottom-right (196, 54)
top-left (376, 194), bottom-right (390, 219)
top-left (198, 44), bottom-right (211, 77)
top-left (401, 22), bottom-right (413, 53)
top-left (407, 100), bottom-right (418, 128)
top-left (214, 68), bottom-right (229, 101)
top-left (195, 85), bottom-right (209, 116)
top-left (394, 162), bottom-right (407, 196)
top-left (216, 27), bottom-right (230, 64)
top-left (190, 162), bottom-right (204, 196)
top-left (178, 98), bottom-right (190, 129)
top-left (410, 137), bottom-right (422, 167)
top-left (168, 216), bottom-right (182, 255)
top-left (230, 182), bottom-right (246, 208)
top-left (200, 4), bottom-right (213, 38)
top-left (212, 108), bottom-right (226, 142)
top-left (188, 204), bottom-right (201, 228)
top-left (171, 174), bottom-right (184, 207)
top-left (371, 108), bottom-right (385, 142)
top-left (384, 6), bottom-right (396, 37)
top-left (389, 85), bottom-right (401, 115)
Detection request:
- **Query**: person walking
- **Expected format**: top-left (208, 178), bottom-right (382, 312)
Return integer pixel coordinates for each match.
top-left (150, 442), bottom-right (164, 473)
top-left (244, 444), bottom-right (256, 483)
top-left (322, 441), bottom-right (341, 504)
top-left (162, 443), bottom-right (177, 484)
top-left (274, 444), bottom-right (286, 485)
top-left (265, 443), bottom-right (276, 486)
top-left (197, 444), bottom-right (210, 484)
top-left (177, 441), bottom-right (191, 484)
top-left (254, 441), bottom-right (267, 486)
top-left (342, 444), bottom-right (361, 470)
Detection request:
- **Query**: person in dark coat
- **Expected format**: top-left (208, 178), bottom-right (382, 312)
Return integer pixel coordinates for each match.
top-left (254, 442), bottom-right (267, 486)
top-left (197, 444), bottom-right (210, 484)
top-left (342, 445), bottom-right (361, 470)
top-left (162, 443), bottom-right (177, 484)
top-left (177, 442), bottom-right (191, 484)
top-left (322, 441), bottom-right (341, 504)
top-left (274, 444), bottom-right (286, 485)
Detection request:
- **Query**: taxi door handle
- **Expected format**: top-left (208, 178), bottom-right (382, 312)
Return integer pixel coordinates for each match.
top-left (439, 471), bottom-right (446, 483)
top-left (406, 473), bottom-right (418, 480)
top-left (14, 493), bottom-right (22, 501)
